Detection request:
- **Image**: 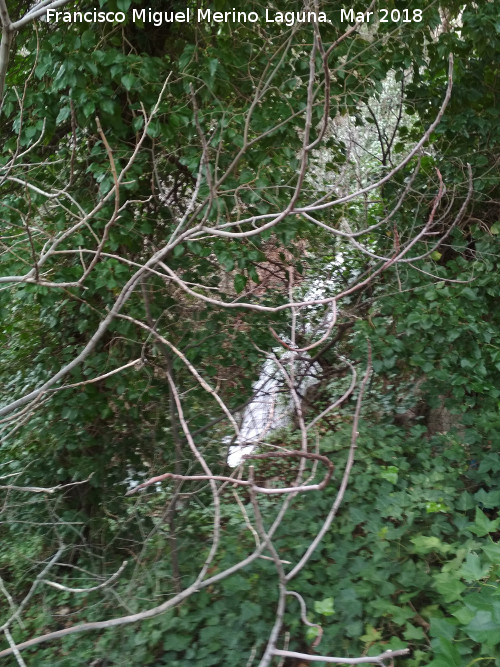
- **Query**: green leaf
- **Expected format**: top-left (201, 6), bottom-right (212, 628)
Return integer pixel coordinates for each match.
top-left (208, 59), bottom-right (219, 78)
top-left (173, 244), bottom-right (184, 258)
top-left (433, 573), bottom-right (466, 603)
top-left (132, 116), bottom-right (144, 132)
top-left (304, 626), bottom-right (319, 645)
top-left (459, 552), bottom-right (490, 582)
top-left (411, 536), bottom-right (451, 555)
top-left (146, 120), bottom-right (161, 138)
top-left (464, 609), bottom-right (500, 644)
top-left (425, 501), bottom-right (449, 513)
top-left (482, 542), bottom-right (500, 564)
top-left (380, 465), bottom-right (398, 484)
top-left (100, 99), bottom-right (115, 115)
top-left (314, 597), bottom-right (335, 617)
top-left (56, 106), bottom-right (70, 124)
top-left (216, 251), bottom-right (234, 272)
top-left (83, 100), bottom-right (95, 117)
top-left (426, 658), bottom-right (452, 667)
top-left (403, 623), bottom-right (425, 640)
top-left (360, 624), bottom-right (382, 643)
top-left (428, 637), bottom-right (461, 666)
top-left (121, 74), bottom-right (136, 91)
top-left (233, 274), bottom-right (247, 294)
top-left (163, 633), bottom-right (192, 651)
top-left (470, 508), bottom-right (500, 537)
top-left (452, 605), bottom-right (476, 625)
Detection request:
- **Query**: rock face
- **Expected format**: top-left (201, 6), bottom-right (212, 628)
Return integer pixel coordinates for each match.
top-left (426, 399), bottom-right (463, 437)
top-left (394, 389), bottom-right (464, 438)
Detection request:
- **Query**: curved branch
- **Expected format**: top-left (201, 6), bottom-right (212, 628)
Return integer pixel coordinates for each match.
top-left (271, 647), bottom-right (410, 665)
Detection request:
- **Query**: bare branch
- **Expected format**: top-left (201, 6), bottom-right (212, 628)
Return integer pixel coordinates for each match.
top-left (126, 451), bottom-right (334, 496)
top-left (271, 647), bottom-right (410, 665)
top-left (42, 561), bottom-right (128, 594)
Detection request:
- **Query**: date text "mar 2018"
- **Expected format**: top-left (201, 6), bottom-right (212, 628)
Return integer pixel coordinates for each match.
top-left (341, 8), bottom-right (423, 23)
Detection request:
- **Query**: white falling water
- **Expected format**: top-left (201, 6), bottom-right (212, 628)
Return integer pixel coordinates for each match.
top-left (227, 358), bottom-right (288, 467)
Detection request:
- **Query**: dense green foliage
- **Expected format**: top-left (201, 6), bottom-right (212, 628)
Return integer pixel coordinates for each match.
top-left (1, 0), bottom-right (499, 664)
